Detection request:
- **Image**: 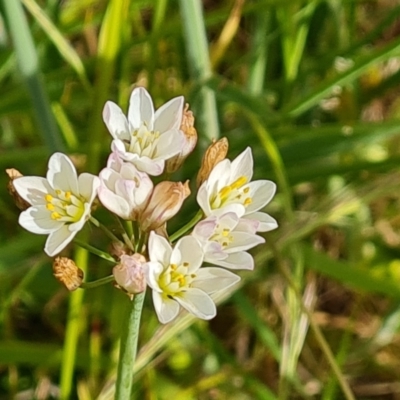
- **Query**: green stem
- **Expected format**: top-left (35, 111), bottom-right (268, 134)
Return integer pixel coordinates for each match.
top-left (80, 275), bottom-right (115, 289)
top-left (74, 238), bottom-right (117, 263)
top-left (90, 216), bottom-right (123, 244)
top-left (169, 209), bottom-right (203, 242)
top-left (115, 291), bottom-right (146, 400)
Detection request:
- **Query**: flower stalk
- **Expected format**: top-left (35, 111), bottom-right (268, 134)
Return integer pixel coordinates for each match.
top-left (115, 291), bottom-right (146, 400)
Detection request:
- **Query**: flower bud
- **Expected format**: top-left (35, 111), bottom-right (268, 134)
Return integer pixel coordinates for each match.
top-left (113, 254), bottom-right (146, 295)
top-left (139, 180), bottom-right (191, 231)
top-left (53, 257), bottom-right (84, 291)
top-left (166, 104), bottom-right (198, 173)
top-left (5, 168), bottom-right (30, 210)
top-left (196, 137), bottom-right (229, 187)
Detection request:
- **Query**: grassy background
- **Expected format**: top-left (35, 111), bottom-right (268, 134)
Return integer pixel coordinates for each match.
top-left (2, 0), bottom-right (400, 399)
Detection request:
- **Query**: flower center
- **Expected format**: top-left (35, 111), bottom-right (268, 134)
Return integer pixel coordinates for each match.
top-left (210, 226), bottom-right (233, 248)
top-left (126, 122), bottom-right (160, 158)
top-left (45, 189), bottom-right (85, 223)
top-left (159, 262), bottom-right (196, 297)
top-left (210, 176), bottom-right (252, 210)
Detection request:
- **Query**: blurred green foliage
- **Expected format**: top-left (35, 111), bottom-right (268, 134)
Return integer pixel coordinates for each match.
top-left (2, 0), bottom-right (400, 399)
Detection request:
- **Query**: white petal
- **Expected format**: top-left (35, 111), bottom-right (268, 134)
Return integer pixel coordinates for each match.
top-left (133, 156), bottom-right (164, 176)
top-left (230, 147), bottom-right (253, 182)
top-left (78, 173), bottom-right (100, 202)
top-left (244, 212), bottom-right (278, 232)
top-left (207, 251), bottom-right (254, 270)
top-left (98, 186), bottom-right (130, 219)
top-left (173, 236), bottom-right (203, 272)
top-left (45, 224), bottom-right (76, 256)
top-left (19, 206), bottom-right (62, 234)
top-left (148, 231), bottom-right (172, 265)
top-left (144, 261), bottom-right (164, 291)
top-left (196, 183), bottom-right (213, 216)
top-left (102, 101), bottom-right (130, 141)
top-left (194, 267), bottom-right (241, 291)
top-left (175, 288), bottom-right (216, 320)
top-left (13, 176), bottom-right (52, 205)
top-left (153, 291), bottom-right (180, 324)
top-left (192, 217), bottom-right (217, 240)
top-left (47, 153), bottom-right (79, 194)
top-left (128, 87), bottom-right (155, 130)
top-left (225, 231), bottom-right (265, 253)
top-left (153, 129), bottom-right (183, 161)
top-left (245, 180), bottom-right (276, 214)
top-left (154, 96), bottom-right (184, 132)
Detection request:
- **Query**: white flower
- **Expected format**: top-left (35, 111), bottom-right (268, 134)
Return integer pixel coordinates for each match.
top-left (196, 147), bottom-right (278, 232)
top-left (13, 153), bottom-right (100, 256)
top-left (103, 87), bottom-right (185, 176)
top-left (192, 212), bottom-right (265, 270)
top-left (144, 232), bottom-right (240, 324)
top-left (98, 153), bottom-right (153, 220)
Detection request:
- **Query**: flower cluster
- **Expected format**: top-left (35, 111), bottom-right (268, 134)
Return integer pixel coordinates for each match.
top-left (8, 87), bottom-right (277, 324)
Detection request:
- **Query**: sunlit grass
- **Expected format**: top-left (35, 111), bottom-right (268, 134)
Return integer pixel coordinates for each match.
top-left (2, 0), bottom-right (400, 399)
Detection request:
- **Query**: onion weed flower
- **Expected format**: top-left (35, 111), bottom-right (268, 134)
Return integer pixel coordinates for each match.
top-left (144, 232), bottom-right (240, 324)
top-left (12, 153), bottom-right (100, 256)
top-left (98, 153), bottom-right (153, 220)
top-left (103, 87), bottom-right (185, 176)
top-left (192, 212), bottom-right (265, 270)
top-left (197, 147), bottom-right (278, 232)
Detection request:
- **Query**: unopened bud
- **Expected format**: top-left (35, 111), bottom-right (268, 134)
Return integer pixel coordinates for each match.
top-left (140, 180), bottom-right (191, 231)
top-left (166, 104), bottom-right (198, 173)
top-left (53, 257), bottom-right (84, 291)
top-left (196, 137), bottom-right (229, 187)
top-left (113, 254), bottom-right (146, 295)
top-left (6, 168), bottom-right (30, 210)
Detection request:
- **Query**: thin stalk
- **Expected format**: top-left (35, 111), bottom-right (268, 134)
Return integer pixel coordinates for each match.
top-left (115, 291), bottom-right (146, 400)
top-left (179, 0), bottom-right (219, 146)
top-left (169, 209), bottom-right (203, 242)
top-left (80, 275), bottom-right (115, 289)
top-left (90, 216), bottom-right (123, 244)
top-left (60, 246), bottom-right (88, 399)
top-left (74, 238), bottom-right (117, 263)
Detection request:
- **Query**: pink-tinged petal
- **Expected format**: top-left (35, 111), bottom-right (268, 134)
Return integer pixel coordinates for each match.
top-left (175, 288), bottom-right (216, 320)
top-left (106, 152), bottom-right (124, 171)
top-left (243, 212), bottom-right (278, 232)
top-left (154, 96), bottom-right (184, 132)
top-left (98, 186), bottom-right (130, 219)
top-left (193, 267), bottom-right (241, 292)
top-left (208, 251), bottom-right (254, 270)
top-left (78, 173), bottom-right (100, 202)
top-left (148, 231), bottom-right (172, 265)
top-left (128, 87), bottom-right (155, 130)
top-left (102, 101), bottom-right (130, 141)
top-left (47, 153), bottom-right (79, 194)
top-left (19, 206), bottom-right (62, 234)
top-left (172, 236), bottom-right (203, 272)
top-left (153, 129), bottom-right (184, 161)
top-left (224, 231), bottom-right (265, 253)
top-left (203, 241), bottom-right (227, 260)
top-left (153, 291), bottom-right (180, 324)
top-left (245, 180), bottom-right (276, 214)
top-left (133, 157), bottom-right (164, 176)
top-left (230, 147), bottom-right (253, 182)
top-left (235, 218), bottom-right (259, 234)
top-left (192, 217), bottom-right (217, 240)
top-left (45, 224), bottom-right (76, 256)
top-left (13, 176), bottom-right (52, 205)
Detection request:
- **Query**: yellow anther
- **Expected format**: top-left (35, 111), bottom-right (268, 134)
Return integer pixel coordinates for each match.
top-left (183, 262), bottom-right (189, 267)
top-left (46, 203), bottom-right (55, 211)
top-left (222, 241), bottom-right (228, 247)
top-left (56, 189), bottom-right (61, 195)
top-left (244, 197), bottom-right (252, 206)
top-left (45, 194), bottom-right (53, 202)
top-left (243, 187), bottom-right (250, 194)
top-left (51, 212), bottom-right (61, 220)
top-left (65, 191), bottom-right (71, 200)
top-left (170, 264), bottom-right (177, 270)
top-left (222, 229), bottom-right (230, 237)
top-left (231, 176), bottom-right (247, 189)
